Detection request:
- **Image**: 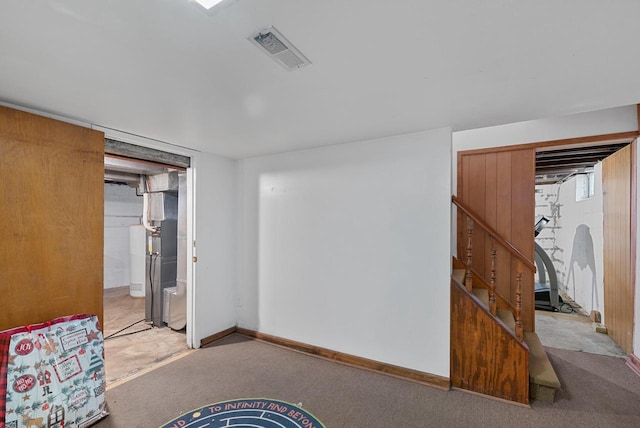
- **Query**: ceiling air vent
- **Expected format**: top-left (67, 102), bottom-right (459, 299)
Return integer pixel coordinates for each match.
top-left (249, 26), bottom-right (311, 71)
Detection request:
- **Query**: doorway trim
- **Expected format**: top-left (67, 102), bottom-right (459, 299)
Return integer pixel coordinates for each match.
top-left (94, 126), bottom-right (199, 349)
top-left (456, 131), bottom-right (638, 157)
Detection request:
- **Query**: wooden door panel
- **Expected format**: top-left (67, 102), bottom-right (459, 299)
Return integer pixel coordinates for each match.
top-left (0, 106), bottom-right (104, 331)
top-left (603, 143), bottom-right (634, 354)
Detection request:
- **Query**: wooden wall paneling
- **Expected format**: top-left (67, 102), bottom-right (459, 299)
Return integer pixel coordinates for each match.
top-left (484, 153), bottom-right (498, 277)
top-left (603, 144), bottom-right (634, 353)
top-left (495, 152), bottom-right (513, 301)
top-left (450, 279), bottom-right (529, 404)
top-left (467, 154), bottom-right (487, 277)
top-left (457, 148), bottom-right (535, 331)
top-left (621, 144), bottom-right (631, 353)
top-left (0, 106), bottom-right (104, 331)
top-left (510, 149), bottom-right (536, 331)
top-left (457, 152), bottom-right (469, 257)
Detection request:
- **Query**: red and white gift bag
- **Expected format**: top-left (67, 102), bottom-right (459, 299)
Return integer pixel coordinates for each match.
top-left (0, 314), bottom-right (108, 428)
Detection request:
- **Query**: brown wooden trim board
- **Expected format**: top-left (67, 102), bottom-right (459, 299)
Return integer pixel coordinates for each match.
top-left (200, 327), bottom-right (450, 391)
top-left (457, 131), bottom-right (639, 156)
top-left (200, 326), bottom-right (237, 347)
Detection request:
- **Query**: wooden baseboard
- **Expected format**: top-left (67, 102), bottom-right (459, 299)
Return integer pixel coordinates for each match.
top-left (200, 326), bottom-right (237, 348)
top-left (235, 327), bottom-right (450, 390)
top-left (626, 354), bottom-right (640, 378)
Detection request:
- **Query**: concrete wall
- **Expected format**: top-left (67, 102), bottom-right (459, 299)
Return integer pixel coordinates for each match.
top-left (236, 128), bottom-right (452, 377)
top-left (103, 183), bottom-right (143, 289)
top-left (535, 164), bottom-right (604, 316)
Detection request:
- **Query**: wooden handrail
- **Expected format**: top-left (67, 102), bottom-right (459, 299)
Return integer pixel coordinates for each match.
top-left (452, 195), bottom-right (536, 272)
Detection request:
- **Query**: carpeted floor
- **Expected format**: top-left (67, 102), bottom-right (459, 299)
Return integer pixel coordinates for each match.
top-left (95, 334), bottom-right (640, 428)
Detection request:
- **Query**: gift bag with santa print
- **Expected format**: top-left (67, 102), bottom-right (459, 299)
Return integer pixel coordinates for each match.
top-left (0, 314), bottom-right (108, 428)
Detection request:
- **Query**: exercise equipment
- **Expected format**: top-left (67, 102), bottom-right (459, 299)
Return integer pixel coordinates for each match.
top-left (534, 217), bottom-right (564, 311)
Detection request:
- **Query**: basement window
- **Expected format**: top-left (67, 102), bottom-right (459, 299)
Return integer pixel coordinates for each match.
top-left (575, 172), bottom-right (595, 201)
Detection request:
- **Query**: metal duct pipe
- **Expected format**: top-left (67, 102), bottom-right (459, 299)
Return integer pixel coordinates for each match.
top-left (142, 192), bottom-right (158, 235)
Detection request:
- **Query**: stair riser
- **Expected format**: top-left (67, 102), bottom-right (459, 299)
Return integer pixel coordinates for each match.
top-left (530, 383), bottom-right (557, 403)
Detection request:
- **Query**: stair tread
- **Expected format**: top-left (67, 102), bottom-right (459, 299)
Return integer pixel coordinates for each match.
top-left (452, 269), bottom-right (465, 284)
top-left (524, 331), bottom-right (561, 389)
top-left (472, 288), bottom-right (489, 306)
top-left (497, 308), bottom-right (515, 331)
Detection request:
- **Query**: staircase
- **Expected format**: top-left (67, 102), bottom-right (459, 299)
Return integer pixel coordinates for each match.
top-left (451, 196), bottom-right (560, 405)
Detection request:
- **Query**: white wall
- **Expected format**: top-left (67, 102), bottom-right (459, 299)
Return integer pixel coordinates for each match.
top-left (191, 152), bottom-right (237, 347)
top-left (454, 106), bottom-right (637, 152)
top-left (237, 129), bottom-right (452, 377)
top-left (535, 165), bottom-right (604, 316)
top-left (103, 183), bottom-right (143, 289)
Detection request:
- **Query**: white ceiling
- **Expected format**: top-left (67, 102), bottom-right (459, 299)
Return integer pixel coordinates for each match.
top-left (2, 0), bottom-right (640, 159)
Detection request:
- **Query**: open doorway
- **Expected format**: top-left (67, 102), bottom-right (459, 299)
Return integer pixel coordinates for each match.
top-left (102, 142), bottom-right (191, 384)
top-left (455, 133), bottom-right (636, 357)
top-left (533, 139), bottom-right (633, 358)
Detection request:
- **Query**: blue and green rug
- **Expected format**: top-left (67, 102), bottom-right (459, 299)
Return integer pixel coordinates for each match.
top-left (161, 398), bottom-right (325, 428)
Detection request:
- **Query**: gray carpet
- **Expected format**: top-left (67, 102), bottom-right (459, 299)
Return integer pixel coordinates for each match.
top-left (95, 334), bottom-right (640, 428)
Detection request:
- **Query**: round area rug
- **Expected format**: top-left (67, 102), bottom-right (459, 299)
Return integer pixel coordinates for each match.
top-left (160, 398), bottom-right (326, 428)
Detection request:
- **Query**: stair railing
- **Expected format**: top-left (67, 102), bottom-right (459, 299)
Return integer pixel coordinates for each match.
top-left (452, 195), bottom-right (536, 341)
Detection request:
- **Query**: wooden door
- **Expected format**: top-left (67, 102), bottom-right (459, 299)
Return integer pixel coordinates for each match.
top-left (0, 106), bottom-right (105, 331)
top-left (458, 148), bottom-right (536, 331)
top-left (602, 143), bottom-right (634, 354)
